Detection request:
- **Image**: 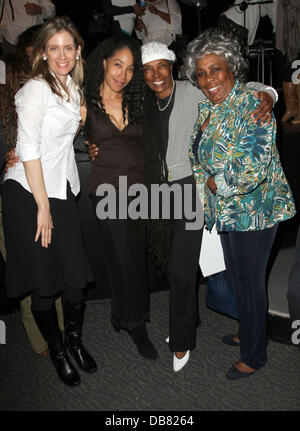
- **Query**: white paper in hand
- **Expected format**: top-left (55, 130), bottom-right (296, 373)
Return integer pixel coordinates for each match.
top-left (199, 224), bottom-right (226, 277)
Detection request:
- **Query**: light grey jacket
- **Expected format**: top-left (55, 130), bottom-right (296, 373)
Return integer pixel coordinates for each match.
top-left (166, 80), bottom-right (277, 182)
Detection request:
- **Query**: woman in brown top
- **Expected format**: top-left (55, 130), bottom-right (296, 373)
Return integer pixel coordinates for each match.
top-left (84, 37), bottom-right (158, 360)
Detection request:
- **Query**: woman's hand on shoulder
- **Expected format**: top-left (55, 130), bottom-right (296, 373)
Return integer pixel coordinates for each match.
top-left (5, 148), bottom-right (19, 172)
top-left (252, 91), bottom-right (273, 125)
top-left (80, 104), bottom-right (87, 126)
top-left (207, 176), bottom-right (217, 195)
top-left (85, 140), bottom-right (99, 161)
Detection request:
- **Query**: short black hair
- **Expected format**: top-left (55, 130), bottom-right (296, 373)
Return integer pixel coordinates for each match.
top-left (16, 25), bottom-right (42, 55)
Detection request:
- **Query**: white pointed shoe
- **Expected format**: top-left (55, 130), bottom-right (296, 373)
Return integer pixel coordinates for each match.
top-left (165, 336), bottom-right (169, 343)
top-left (173, 350), bottom-right (190, 372)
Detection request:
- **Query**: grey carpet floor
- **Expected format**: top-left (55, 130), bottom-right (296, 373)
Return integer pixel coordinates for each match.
top-left (0, 286), bottom-right (299, 412)
top-left (268, 247), bottom-right (295, 316)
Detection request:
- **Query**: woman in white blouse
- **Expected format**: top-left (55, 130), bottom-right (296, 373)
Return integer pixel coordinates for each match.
top-left (3, 16), bottom-right (97, 387)
top-left (136, 0), bottom-right (182, 47)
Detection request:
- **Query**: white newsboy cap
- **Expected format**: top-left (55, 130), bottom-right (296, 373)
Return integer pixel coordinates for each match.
top-left (141, 42), bottom-right (176, 65)
top-left (0, 60), bottom-right (6, 85)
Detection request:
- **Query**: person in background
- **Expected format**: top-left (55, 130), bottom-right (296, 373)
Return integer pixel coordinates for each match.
top-left (0, 56), bottom-right (24, 262)
top-left (276, 0), bottom-right (300, 125)
top-left (0, 0), bottom-right (56, 55)
top-left (16, 24), bottom-right (41, 64)
top-left (186, 29), bottom-right (296, 379)
top-left (0, 58), bottom-right (18, 315)
top-left (102, 0), bottom-right (145, 37)
top-left (0, 55), bottom-right (28, 316)
top-left (221, 0), bottom-right (277, 46)
top-left (3, 16), bottom-right (97, 386)
top-left (135, 0), bottom-right (181, 47)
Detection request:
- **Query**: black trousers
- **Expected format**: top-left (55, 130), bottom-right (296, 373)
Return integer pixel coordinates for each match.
top-left (220, 225), bottom-right (278, 370)
top-left (91, 195), bottom-right (149, 332)
top-left (167, 176), bottom-right (203, 352)
top-left (288, 225), bottom-right (300, 323)
top-left (31, 288), bottom-right (84, 312)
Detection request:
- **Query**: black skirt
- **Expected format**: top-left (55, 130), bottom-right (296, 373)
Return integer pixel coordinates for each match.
top-left (2, 180), bottom-right (93, 298)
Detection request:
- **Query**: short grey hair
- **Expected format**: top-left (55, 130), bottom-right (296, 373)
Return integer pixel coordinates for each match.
top-left (185, 29), bottom-right (249, 85)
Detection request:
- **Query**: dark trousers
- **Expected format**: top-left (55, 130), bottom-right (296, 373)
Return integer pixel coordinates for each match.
top-left (220, 225), bottom-right (278, 369)
top-left (288, 225), bottom-right (300, 322)
top-left (167, 176), bottom-right (203, 352)
top-left (31, 288), bottom-right (84, 312)
top-left (92, 196), bottom-right (149, 332)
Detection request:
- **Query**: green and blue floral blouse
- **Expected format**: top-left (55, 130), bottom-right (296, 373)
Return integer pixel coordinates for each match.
top-left (189, 80), bottom-right (296, 232)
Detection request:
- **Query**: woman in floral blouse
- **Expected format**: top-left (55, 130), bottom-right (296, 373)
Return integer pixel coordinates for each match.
top-left (186, 29), bottom-right (296, 380)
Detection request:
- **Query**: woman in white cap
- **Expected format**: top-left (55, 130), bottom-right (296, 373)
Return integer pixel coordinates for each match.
top-left (140, 41), bottom-right (278, 372)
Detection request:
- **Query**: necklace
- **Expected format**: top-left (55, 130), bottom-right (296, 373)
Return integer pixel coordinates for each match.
top-left (156, 81), bottom-right (176, 112)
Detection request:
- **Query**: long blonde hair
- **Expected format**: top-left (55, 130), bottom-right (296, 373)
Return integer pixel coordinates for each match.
top-left (31, 16), bottom-right (85, 104)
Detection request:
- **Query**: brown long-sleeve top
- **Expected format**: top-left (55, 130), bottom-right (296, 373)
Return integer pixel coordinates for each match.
top-left (85, 106), bottom-right (144, 195)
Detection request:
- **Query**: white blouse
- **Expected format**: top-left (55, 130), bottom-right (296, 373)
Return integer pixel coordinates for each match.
top-left (136, 0), bottom-right (182, 46)
top-left (4, 75), bottom-right (81, 200)
top-left (0, 0), bottom-right (56, 45)
top-left (112, 0), bottom-right (136, 35)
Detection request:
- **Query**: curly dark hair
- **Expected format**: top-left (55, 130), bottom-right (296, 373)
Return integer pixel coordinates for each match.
top-left (84, 37), bottom-right (144, 126)
top-left (16, 24), bottom-right (42, 73)
top-left (0, 54), bottom-right (29, 151)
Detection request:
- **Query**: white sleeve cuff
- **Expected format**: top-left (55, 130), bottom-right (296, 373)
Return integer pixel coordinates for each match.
top-left (17, 145), bottom-right (41, 162)
top-left (261, 86), bottom-right (278, 105)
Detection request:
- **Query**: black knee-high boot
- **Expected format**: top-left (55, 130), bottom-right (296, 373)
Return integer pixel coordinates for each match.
top-left (64, 300), bottom-right (97, 373)
top-left (32, 304), bottom-right (81, 386)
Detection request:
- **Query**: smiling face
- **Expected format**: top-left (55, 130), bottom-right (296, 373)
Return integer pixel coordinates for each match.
top-left (143, 59), bottom-right (173, 99)
top-left (196, 53), bottom-right (235, 105)
top-left (103, 47), bottom-right (135, 94)
top-left (43, 30), bottom-right (80, 84)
